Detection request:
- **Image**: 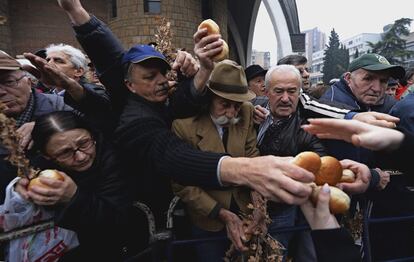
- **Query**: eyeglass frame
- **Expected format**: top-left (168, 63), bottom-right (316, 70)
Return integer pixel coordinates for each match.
top-left (0, 75), bottom-right (26, 88)
top-left (50, 137), bottom-right (96, 162)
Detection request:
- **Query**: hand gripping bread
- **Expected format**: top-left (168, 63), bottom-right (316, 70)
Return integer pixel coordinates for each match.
top-left (198, 19), bottom-right (229, 62)
top-left (310, 185), bottom-right (351, 214)
top-left (340, 169), bottom-right (356, 183)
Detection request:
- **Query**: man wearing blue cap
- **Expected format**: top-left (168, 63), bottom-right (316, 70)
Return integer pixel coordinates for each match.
top-left (57, 0), bottom-right (316, 206)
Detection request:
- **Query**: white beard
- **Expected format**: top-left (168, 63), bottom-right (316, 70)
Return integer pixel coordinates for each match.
top-left (211, 115), bottom-right (240, 126)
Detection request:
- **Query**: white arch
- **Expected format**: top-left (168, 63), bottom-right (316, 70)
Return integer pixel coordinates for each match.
top-left (247, 0), bottom-right (293, 65)
top-left (246, 0), bottom-right (262, 66)
top-left (228, 13), bottom-right (246, 67)
top-left (262, 0), bottom-right (292, 60)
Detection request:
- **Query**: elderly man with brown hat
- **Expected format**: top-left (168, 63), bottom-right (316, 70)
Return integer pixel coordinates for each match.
top-left (0, 51), bottom-right (72, 202)
top-left (171, 59), bottom-right (259, 261)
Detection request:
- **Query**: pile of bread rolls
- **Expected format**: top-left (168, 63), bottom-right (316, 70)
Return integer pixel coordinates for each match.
top-left (197, 19), bottom-right (229, 62)
top-left (292, 152), bottom-right (355, 214)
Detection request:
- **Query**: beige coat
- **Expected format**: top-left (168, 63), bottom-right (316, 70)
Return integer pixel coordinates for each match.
top-left (171, 102), bottom-right (260, 231)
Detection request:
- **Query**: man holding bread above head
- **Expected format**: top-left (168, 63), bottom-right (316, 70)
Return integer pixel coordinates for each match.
top-left (171, 59), bottom-right (258, 260)
top-left (57, 0), bottom-right (315, 201)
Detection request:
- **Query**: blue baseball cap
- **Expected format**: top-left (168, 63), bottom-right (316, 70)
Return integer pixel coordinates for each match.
top-left (122, 44), bottom-right (170, 69)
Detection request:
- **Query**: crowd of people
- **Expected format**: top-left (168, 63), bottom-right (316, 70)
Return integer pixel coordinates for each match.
top-left (1, 0), bottom-right (414, 261)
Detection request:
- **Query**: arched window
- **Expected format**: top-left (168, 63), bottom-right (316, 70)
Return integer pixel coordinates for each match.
top-left (144, 0), bottom-right (161, 14)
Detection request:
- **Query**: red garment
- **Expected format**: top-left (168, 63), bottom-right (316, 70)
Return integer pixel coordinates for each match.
top-left (395, 83), bottom-right (408, 100)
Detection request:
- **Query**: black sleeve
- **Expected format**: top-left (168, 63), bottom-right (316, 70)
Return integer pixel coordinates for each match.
top-left (168, 78), bottom-right (210, 120)
top-left (73, 15), bottom-right (127, 115)
top-left (53, 149), bottom-right (130, 235)
top-left (311, 228), bottom-right (361, 262)
top-left (302, 132), bottom-right (327, 157)
top-left (63, 83), bottom-right (115, 133)
top-left (115, 117), bottom-right (225, 188)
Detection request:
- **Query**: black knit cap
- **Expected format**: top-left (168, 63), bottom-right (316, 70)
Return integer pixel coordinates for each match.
top-left (244, 64), bottom-right (267, 82)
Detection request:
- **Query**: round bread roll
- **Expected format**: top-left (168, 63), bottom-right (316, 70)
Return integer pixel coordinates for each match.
top-left (28, 169), bottom-right (64, 190)
top-left (212, 39), bottom-right (229, 62)
top-left (340, 169), bottom-right (356, 183)
top-left (198, 19), bottom-right (220, 35)
top-left (310, 185), bottom-right (350, 214)
top-left (292, 151), bottom-right (321, 174)
top-left (315, 156), bottom-right (342, 186)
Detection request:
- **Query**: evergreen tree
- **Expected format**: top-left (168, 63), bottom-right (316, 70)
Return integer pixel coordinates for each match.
top-left (367, 18), bottom-right (414, 65)
top-left (322, 29), bottom-right (349, 84)
top-left (354, 48), bottom-right (359, 59)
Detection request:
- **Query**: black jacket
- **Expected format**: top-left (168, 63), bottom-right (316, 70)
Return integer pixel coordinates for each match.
top-left (114, 90), bottom-right (226, 226)
top-left (73, 16), bottom-right (229, 226)
top-left (311, 228), bottom-right (361, 262)
top-left (35, 135), bottom-right (131, 261)
top-left (258, 109), bottom-right (326, 157)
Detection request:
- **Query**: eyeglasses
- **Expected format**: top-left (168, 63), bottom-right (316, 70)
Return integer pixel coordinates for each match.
top-left (53, 137), bottom-right (95, 162)
top-left (0, 75), bottom-right (25, 88)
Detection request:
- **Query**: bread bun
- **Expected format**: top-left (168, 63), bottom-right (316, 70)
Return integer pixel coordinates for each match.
top-left (315, 156), bottom-right (342, 186)
top-left (340, 169), bottom-right (356, 183)
top-left (310, 185), bottom-right (350, 214)
top-left (212, 39), bottom-right (229, 62)
top-left (292, 151), bottom-right (321, 174)
top-left (198, 19), bottom-right (220, 35)
top-left (28, 169), bottom-right (64, 190)
top-left (198, 19), bottom-right (228, 62)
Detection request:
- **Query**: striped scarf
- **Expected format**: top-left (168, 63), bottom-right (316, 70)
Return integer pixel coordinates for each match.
top-left (16, 91), bottom-right (35, 128)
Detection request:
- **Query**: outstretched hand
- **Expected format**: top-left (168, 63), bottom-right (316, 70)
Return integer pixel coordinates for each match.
top-left (353, 111), bottom-right (399, 128)
top-left (23, 53), bottom-right (85, 100)
top-left (302, 118), bottom-right (405, 151)
top-left (221, 156), bottom-right (314, 205)
top-left (23, 53), bottom-right (74, 89)
top-left (57, 0), bottom-right (82, 12)
top-left (56, 0), bottom-right (90, 25)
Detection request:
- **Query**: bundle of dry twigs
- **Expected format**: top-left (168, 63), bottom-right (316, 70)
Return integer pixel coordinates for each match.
top-left (0, 102), bottom-right (36, 178)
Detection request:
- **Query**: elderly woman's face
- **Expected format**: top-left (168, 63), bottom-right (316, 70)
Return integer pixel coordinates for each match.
top-left (45, 128), bottom-right (96, 172)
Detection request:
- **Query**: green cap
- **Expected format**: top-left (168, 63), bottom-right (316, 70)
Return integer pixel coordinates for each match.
top-left (348, 53), bottom-right (405, 79)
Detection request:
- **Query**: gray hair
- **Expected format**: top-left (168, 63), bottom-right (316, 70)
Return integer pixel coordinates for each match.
top-left (265, 64), bottom-right (302, 90)
top-left (45, 43), bottom-right (88, 70)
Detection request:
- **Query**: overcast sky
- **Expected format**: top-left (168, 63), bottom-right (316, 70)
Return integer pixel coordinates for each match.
top-left (253, 0), bottom-right (414, 65)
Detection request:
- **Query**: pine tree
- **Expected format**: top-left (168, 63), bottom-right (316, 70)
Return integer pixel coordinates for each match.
top-left (367, 18), bottom-right (414, 65)
top-left (354, 48), bottom-right (359, 59)
top-left (322, 29), bottom-right (349, 84)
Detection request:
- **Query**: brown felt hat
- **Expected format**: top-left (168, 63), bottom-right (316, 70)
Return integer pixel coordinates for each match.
top-left (208, 60), bottom-right (256, 102)
top-left (0, 51), bottom-right (21, 71)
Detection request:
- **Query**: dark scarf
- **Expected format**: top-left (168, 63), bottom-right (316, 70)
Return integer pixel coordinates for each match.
top-left (16, 91), bottom-right (35, 128)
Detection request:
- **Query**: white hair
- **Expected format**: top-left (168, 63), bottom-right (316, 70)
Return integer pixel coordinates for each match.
top-left (45, 43), bottom-right (88, 70)
top-left (264, 64), bottom-right (302, 90)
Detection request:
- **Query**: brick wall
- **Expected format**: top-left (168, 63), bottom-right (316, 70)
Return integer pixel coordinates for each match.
top-left (109, 0), bottom-right (228, 55)
top-left (0, 0), bottom-right (12, 54)
top-left (7, 0), bottom-right (108, 56)
top-left (3, 0), bottom-right (234, 63)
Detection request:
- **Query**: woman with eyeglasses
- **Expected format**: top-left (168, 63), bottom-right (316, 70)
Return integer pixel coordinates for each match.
top-left (14, 111), bottom-right (135, 261)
